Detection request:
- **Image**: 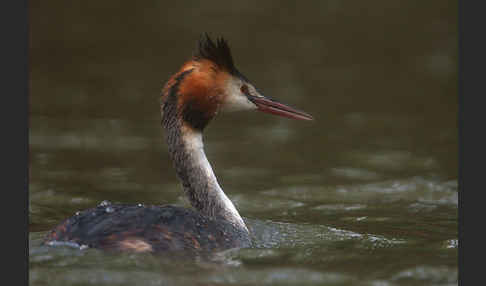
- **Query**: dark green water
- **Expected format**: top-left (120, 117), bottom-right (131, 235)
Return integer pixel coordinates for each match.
top-left (29, 1), bottom-right (457, 285)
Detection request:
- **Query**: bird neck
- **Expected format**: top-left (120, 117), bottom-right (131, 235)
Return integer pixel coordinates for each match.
top-left (162, 111), bottom-right (247, 232)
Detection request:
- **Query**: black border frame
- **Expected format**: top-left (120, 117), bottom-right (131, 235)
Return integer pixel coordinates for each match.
top-left (458, 1), bottom-right (484, 285)
top-left (2, 0), bottom-right (29, 285)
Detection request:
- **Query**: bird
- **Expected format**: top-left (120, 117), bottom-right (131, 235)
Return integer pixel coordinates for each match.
top-left (43, 33), bottom-right (313, 254)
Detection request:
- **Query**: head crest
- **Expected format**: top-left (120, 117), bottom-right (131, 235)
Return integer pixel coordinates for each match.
top-left (193, 33), bottom-right (236, 73)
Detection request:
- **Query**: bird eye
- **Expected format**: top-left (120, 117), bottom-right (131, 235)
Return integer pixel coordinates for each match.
top-left (240, 85), bottom-right (249, 95)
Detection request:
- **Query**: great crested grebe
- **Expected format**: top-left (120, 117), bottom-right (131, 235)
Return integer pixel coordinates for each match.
top-left (44, 34), bottom-right (313, 253)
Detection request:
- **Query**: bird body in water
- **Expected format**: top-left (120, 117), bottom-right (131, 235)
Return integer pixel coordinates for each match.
top-left (44, 34), bottom-right (313, 253)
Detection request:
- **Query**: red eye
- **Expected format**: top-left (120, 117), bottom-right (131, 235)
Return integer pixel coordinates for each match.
top-left (240, 85), bottom-right (248, 94)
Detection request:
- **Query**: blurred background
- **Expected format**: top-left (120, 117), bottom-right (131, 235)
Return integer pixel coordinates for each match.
top-left (30, 1), bottom-right (457, 285)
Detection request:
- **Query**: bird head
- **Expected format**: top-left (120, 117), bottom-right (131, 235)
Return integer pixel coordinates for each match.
top-left (161, 33), bottom-right (313, 130)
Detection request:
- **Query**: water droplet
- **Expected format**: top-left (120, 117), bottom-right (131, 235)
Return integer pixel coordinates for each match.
top-left (75, 211), bottom-right (80, 216)
top-left (99, 200), bottom-right (111, 207)
top-left (105, 206), bottom-right (114, 213)
top-left (137, 203), bottom-right (143, 207)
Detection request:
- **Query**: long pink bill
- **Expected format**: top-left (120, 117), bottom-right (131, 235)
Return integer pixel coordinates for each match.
top-left (248, 96), bottom-right (313, 121)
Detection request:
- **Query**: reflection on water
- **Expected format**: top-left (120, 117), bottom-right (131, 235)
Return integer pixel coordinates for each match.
top-left (30, 0), bottom-right (457, 285)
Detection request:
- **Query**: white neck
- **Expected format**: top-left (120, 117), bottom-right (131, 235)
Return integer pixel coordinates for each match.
top-left (168, 125), bottom-right (248, 232)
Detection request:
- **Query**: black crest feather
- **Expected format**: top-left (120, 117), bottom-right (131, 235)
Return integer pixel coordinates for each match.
top-left (193, 33), bottom-right (236, 73)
